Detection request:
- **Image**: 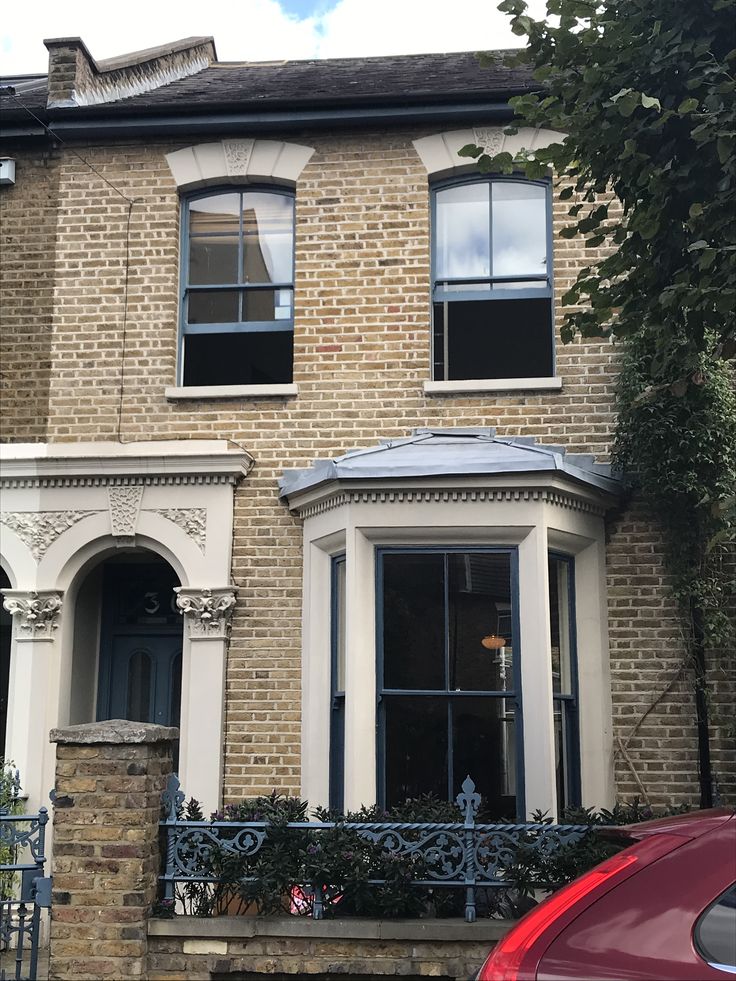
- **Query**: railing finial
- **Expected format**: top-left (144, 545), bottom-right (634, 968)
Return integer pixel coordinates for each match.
top-left (456, 774), bottom-right (481, 825)
top-left (162, 773), bottom-right (184, 822)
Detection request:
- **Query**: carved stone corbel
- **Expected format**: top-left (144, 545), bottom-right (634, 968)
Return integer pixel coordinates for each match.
top-left (174, 586), bottom-right (237, 640)
top-left (1, 590), bottom-right (64, 640)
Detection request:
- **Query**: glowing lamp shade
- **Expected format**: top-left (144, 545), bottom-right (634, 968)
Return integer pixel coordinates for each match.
top-left (481, 635), bottom-right (507, 650)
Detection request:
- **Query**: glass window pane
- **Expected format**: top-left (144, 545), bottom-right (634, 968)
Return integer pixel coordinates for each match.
top-left (242, 192), bottom-right (294, 285)
top-left (448, 553), bottom-right (514, 691)
top-left (189, 193), bottom-right (240, 234)
top-left (170, 652), bottom-right (182, 729)
top-left (126, 650), bottom-right (152, 723)
top-left (435, 184), bottom-right (490, 281)
top-left (334, 559), bottom-right (346, 693)
top-left (382, 553), bottom-right (445, 690)
top-left (189, 236), bottom-right (238, 286)
top-left (242, 289), bottom-right (293, 323)
top-left (183, 330), bottom-right (293, 386)
top-left (441, 297), bottom-right (553, 380)
top-left (492, 182), bottom-right (547, 277)
top-left (384, 696), bottom-right (447, 804)
top-left (549, 557), bottom-right (573, 695)
top-left (696, 884), bottom-right (736, 968)
top-left (187, 290), bottom-right (239, 325)
top-left (453, 696), bottom-right (516, 818)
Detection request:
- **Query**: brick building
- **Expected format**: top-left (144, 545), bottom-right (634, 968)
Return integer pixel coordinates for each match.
top-left (1, 36), bottom-right (732, 821)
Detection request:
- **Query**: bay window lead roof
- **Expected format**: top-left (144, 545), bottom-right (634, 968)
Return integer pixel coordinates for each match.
top-left (279, 428), bottom-right (621, 500)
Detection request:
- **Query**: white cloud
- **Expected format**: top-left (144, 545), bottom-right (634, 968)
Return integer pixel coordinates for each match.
top-left (1, 0), bottom-right (546, 76)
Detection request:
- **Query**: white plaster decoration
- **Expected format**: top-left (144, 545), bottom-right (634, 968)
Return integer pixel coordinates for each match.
top-left (108, 484), bottom-right (144, 542)
top-left (151, 508), bottom-right (207, 552)
top-left (175, 587), bottom-right (237, 639)
top-left (0, 511), bottom-right (98, 560)
top-left (472, 126), bottom-right (505, 156)
top-left (294, 488), bottom-right (605, 521)
top-left (0, 440), bottom-right (251, 489)
top-left (223, 140), bottom-right (255, 175)
top-left (2, 590), bottom-right (63, 639)
top-left (412, 127), bottom-right (566, 176)
top-left (165, 140), bottom-right (315, 188)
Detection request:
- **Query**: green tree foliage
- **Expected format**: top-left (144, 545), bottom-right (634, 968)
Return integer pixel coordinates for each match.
top-left (462, 0), bottom-right (736, 804)
top-left (462, 0), bottom-right (736, 372)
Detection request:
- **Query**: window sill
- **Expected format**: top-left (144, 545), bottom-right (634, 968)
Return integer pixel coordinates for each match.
top-left (423, 377), bottom-right (563, 395)
top-left (165, 384), bottom-right (298, 401)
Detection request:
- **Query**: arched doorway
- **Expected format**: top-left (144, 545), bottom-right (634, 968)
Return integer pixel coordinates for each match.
top-left (71, 551), bottom-right (183, 729)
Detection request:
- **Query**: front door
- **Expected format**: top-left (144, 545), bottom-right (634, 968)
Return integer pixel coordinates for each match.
top-left (97, 562), bottom-right (182, 727)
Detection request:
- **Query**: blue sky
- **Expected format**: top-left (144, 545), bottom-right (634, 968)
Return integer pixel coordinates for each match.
top-left (1, 0), bottom-right (546, 76)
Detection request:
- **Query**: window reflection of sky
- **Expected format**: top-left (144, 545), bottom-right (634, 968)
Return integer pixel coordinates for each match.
top-left (436, 181), bottom-right (546, 282)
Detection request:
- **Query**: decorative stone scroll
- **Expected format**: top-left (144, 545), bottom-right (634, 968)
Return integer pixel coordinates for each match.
top-left (174, 586), bottom-right (237, 639)
top-left (0, 510), bottom-right (98, 560)
top-left (108, 485), bottom-right (144, 543)
top-left (2, 590), bottom-right (63, 639)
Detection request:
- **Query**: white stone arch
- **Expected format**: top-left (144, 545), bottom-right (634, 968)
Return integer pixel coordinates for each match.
top-left (412, 126), bottom-right (566, 177)
top-left (0, 524), bottom-right (36, 589)
top-left (37, 512), bottom-right (202, 593)
top-left (165, 139), bottom-right (315, 189)
top-left (0, 439), bottom-right (250, 814)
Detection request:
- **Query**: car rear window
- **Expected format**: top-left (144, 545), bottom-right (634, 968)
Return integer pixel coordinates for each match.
top-left (695, 882), bottom-right (736, 969)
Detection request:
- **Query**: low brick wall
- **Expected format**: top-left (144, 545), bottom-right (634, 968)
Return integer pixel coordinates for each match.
top-left (147, 916), bottom-right (509, 980)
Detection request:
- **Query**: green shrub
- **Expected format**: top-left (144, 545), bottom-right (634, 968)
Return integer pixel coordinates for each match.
top-left (162, 793), bottom-right (691, 919)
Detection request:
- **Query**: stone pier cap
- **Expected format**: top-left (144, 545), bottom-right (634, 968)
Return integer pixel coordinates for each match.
top-left (50, 719), bottom-right (180, 745)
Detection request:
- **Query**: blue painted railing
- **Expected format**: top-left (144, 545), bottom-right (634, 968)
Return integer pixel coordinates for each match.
top-left (159, 774), bottom-right (591, 922)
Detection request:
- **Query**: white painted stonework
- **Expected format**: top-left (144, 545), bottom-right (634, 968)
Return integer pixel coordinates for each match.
top-left (412, 126), bottom-right (566, 176)
top-left (286, 473), bottom-right (615, 821)
top-left (165, 140), bottom-right (315, 188)
top-left (0, 440), bottom-right (251, 814)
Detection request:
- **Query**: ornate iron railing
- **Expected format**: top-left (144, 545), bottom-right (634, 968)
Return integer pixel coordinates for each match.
top-left (0, 783), bottom-right (50, 981)
top-left (160, 774), bottom-right (591, 922)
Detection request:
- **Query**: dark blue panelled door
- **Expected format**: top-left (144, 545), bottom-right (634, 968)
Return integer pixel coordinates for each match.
top-left (97, 562), bottom-right (182, 727)
top-left (106, 635), bottom-right (182, 726)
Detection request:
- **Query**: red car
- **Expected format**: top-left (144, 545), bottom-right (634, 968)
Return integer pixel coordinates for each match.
top-left (477, 808), bottom-right (736, 980)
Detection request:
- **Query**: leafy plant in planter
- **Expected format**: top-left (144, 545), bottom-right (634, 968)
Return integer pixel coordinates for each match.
top-left (0, 763), bottom-right (23, 902)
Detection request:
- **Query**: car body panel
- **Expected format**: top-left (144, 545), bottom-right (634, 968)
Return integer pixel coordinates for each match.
top-left (536, 813), bottom-right (736, 980)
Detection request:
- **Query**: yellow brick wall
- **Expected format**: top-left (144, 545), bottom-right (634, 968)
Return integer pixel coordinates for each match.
top-left (2, 127), bottom-right (730, 809)
top-left (0, 149), bottom-right (59, 440)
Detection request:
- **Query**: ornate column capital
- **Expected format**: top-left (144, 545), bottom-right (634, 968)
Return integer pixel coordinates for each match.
top-left (2, 589), bottom-right (64, 640)
top-left (174, 586), bottom-right (237, 640)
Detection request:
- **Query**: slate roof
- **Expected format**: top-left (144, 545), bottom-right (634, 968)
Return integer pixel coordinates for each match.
top-left (0, 50), bottom-right (535, 122)
top-left (279, 428), bottom-right (621, 501)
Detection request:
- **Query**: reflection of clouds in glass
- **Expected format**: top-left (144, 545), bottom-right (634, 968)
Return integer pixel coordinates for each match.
top-left (436, 185), bottom-right (490, 279)
top-left (243, 193), bottom-right (294, 284)
top-left (493, 187), bottom-right (546, 276)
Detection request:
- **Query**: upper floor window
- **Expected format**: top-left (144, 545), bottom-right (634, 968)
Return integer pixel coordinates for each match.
top-left (432, 178), bottom-right (553, 382)
top-left (180, 188), bottom-right (295, 387)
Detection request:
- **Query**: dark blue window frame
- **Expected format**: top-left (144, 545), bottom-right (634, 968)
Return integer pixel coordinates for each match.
top-left (430, 174), bottom-right (555, 381)
top-left (375, 546), bottom-right (525, 818)
top-left (548, 551), bottom-right (581, 810)
top-left (178, 186), bottom-right (296, 385)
